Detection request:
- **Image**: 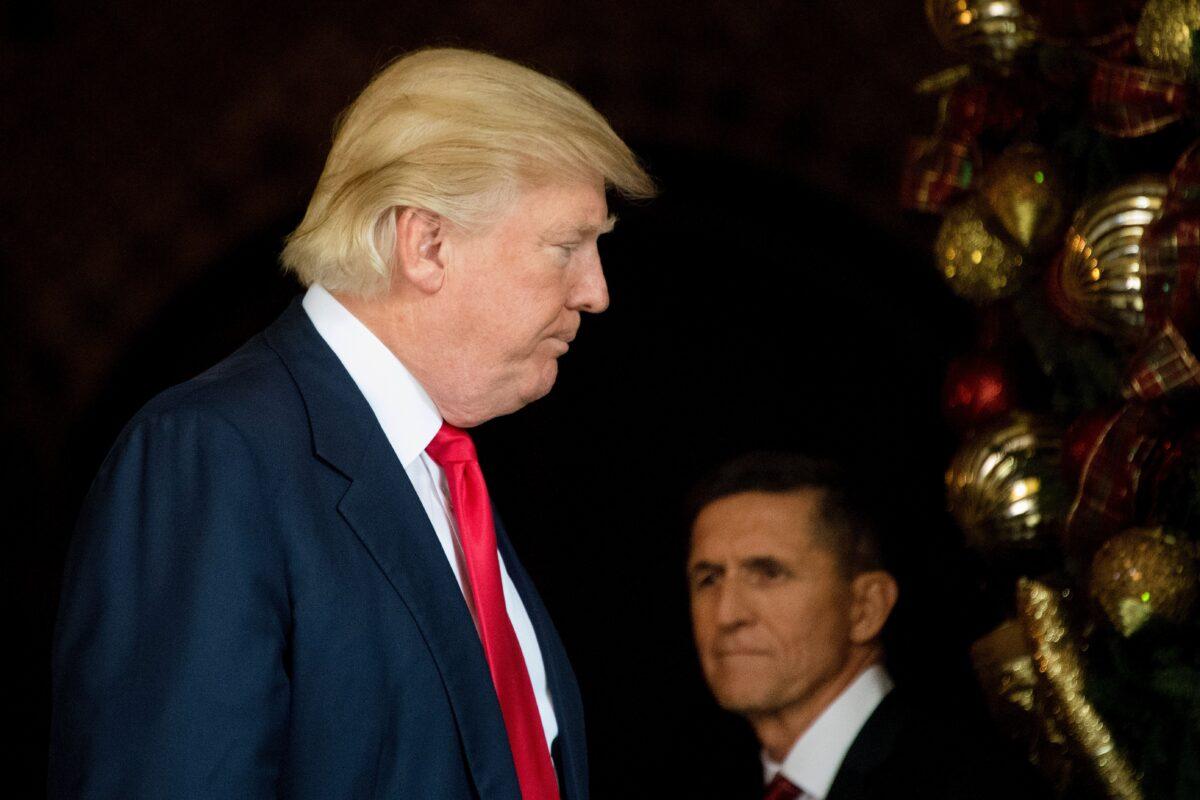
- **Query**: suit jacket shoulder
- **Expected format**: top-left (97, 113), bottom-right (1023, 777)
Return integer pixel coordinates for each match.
top-left (825, 689), bottom-right (1051, 800)
top-left (52, 298), bottom-right (588, 799)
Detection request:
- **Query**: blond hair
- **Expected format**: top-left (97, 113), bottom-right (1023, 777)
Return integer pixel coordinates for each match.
top-left (281, 47), bottom-right (655, 295)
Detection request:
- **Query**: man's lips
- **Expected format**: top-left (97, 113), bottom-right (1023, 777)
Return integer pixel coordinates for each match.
top-left (548, 331), bottom-right (577, 352)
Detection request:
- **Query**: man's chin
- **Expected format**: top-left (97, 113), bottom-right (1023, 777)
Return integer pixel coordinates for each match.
top-left (706, 666), bottom-right (782, 714)
top-left (714, 688), bottom-right (780, 717)
top-left (518, 363), bottom-right (559, 406)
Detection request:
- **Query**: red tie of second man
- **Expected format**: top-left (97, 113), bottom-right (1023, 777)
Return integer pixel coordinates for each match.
top-left (425, 422), bottom-right (559, 800)
top-left (763, 774), bottom-right (804, 800)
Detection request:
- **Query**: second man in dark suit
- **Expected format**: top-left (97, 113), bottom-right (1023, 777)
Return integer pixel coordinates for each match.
top-left (686, 453), bottom-right (1049, 800)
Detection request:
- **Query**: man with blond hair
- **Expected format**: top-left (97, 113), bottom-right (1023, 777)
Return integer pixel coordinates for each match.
top-left (51, 48), bottom-right (653, 799)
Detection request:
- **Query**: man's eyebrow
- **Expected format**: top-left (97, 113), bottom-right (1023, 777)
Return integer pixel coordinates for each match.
top-left (546, 214), bottom-right (618, 240)
top-left (687, 559), bottom-right (724, 576)
top-left (739, 555), bottom-right (789, 572)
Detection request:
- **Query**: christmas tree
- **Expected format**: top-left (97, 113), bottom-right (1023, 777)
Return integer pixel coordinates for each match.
top-left (905, 3), bottom-right (1200, 799)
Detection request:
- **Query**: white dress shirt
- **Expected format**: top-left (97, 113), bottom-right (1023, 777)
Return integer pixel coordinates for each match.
top-left (302, 283), bottom-right (559, 752)
top-left (762, 664), bottom-right (894, 800)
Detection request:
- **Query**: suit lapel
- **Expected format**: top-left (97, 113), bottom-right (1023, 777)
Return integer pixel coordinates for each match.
top-left (264, 298), bottom-right (521, 799)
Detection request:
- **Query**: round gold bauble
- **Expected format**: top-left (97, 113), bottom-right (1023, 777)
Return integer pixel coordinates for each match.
top-left (979, 144), bottom-right (1067, 251)
top-left (946, 413), bottom-right (1065, 558)
top-left (926, 0), bottom-right (1039, 69)
top-left (1055, 177), bottom-right (1169, 339)
top-left (1136, 0), bottom-right (1200, 81)
top-left (1089, 527), bottom-right (1199, 636)
top-left (936, 197), bottom-right (1028, 303)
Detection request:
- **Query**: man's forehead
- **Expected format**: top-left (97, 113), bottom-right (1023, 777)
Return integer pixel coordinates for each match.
top-left (689, 490), bottom-right (826, 558)
top-left (690, 527), bottom-right (815, 561)
top-left (700, 489), bottom-right (825, 526)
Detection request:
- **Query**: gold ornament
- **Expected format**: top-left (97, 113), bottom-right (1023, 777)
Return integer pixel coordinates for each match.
top-left (936, 197), bottom-right (1028, 302)
top-left (971, 620), bottom-right (1074, 793)
top-left (1054, 177), bottom-right (1169, 340)
top-left (946, 413), bottom-right (1066, 558)
top-left (1089, 527), bottom-right (1199, 636)
top-left (1017, 578), bottom-right (1143, 800)
top-left (1136, 0), bottom-right (1200, 81)
top-left (972, 620), bottom-right (1038, 717)
top-left (925, 0), bottom-right (1038, 70)
top-left (979, 144), bottom-right (1067, 252)
top-left (915, 64), bottom-right (973, 95)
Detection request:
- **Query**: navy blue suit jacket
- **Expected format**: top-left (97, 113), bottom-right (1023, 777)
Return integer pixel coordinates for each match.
top-left (50, 298), bottom-right (588, 799)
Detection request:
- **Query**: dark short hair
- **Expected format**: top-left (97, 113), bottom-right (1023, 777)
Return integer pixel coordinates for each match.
top-left (685, 452), bottom-right (887, 577)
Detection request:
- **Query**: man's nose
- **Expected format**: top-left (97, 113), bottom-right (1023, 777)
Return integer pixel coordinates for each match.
top-left (570, 251), bottom-right (609, 314)
top-left (714, 580), bottom-right (753, 630)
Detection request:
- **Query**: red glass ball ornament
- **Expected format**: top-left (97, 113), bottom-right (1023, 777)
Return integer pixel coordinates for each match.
top-left (942, 355), bottom-right (1017, 431)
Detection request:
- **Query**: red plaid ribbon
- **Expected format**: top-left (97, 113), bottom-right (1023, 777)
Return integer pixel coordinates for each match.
top-left (1065, 404), bottom-right (1175, 558)
top-left (899, 136), bottom-right (977, 213)
top-left (1090, 60), bottom-right (1189, 138)
top-left (1125, 323), bottom-right (1200, 401)
top-left (1167, 139), bottom-right (1200, 205)
top-left (900, 79), bottom-right (1024, 213)
top-left (1142, 142), bottom-right (1200, 335)
top-left (1141, 214), bottom-right (1200, 330)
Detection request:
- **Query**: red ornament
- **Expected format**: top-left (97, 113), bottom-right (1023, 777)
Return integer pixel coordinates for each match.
top-left (941, 81), bottom-right (1026, 140)
top-left (942, 355), bottom-right (1017, 431)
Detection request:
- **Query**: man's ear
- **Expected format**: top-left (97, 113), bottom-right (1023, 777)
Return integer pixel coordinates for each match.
top-left (391, 207), bottom-right (447, 294)
top-left (848, 570), bottom-right (898, 645)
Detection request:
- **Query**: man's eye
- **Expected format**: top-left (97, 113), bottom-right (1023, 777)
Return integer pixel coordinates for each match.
top-left (749, 561), bottom-right (790, 583)
top-left (557, 243), bottom-right (579, 256)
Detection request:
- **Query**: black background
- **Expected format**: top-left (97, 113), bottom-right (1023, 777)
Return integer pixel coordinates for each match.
top-left (4, 2), bottom-right (1004, 796)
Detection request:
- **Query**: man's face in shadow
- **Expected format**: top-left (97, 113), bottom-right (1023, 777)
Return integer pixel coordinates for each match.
top-left (687, 489), bottom-right (858, 720)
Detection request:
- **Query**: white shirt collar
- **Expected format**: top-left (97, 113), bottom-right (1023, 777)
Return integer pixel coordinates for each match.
top-left (301, 283), bottom-right (443, 467)
top-left (762, 664), bottom-right (894, 800)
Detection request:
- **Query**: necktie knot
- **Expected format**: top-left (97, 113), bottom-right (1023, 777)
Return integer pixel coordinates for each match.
top-left (763, 774), bottom-right (804, 800)
top-left (425, 422), bottom-right (478, 466)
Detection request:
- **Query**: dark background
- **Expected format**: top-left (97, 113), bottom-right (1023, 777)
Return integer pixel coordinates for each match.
top-left (4, 1), bottom-right (997, 796)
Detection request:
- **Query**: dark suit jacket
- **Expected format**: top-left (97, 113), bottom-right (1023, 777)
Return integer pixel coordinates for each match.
top-left (823, 690), bottom-right (1049, 800)
top-left (50, 298), bottom-right (588, 799)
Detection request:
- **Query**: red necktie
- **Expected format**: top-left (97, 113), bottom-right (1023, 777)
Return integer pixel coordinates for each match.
top-left (763, 774), bottom-right (804, 800)
top-left (425, 423), bottom-right (559, 800)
